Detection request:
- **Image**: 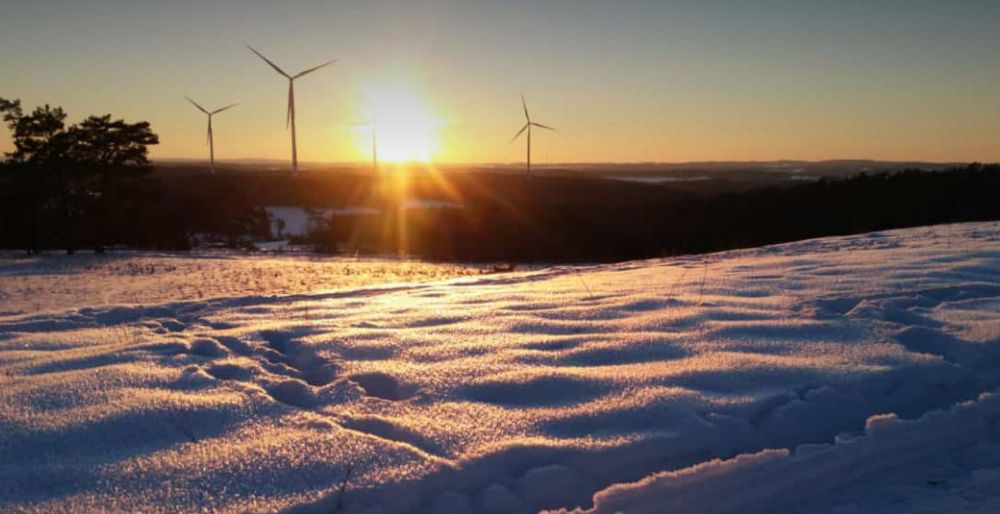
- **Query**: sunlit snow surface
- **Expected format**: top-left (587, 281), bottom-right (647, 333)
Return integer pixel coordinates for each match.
top-left (0, 253), bottom-right (482, 316)
top-left (1, 223), bottom-right (998, 513)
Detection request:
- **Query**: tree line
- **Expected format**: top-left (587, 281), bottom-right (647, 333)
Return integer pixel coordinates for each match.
top-left (0, 98), bottom-right (158, 253)
top-left (1, 97), bottom-right (998, 261)
top-left (314, 165), bottom-right (1000, 261)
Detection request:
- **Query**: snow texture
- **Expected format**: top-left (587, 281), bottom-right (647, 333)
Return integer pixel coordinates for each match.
top-left (1, 222), bottom-right (998, 513)
top-left (0, 252), bottom-right (481, 316)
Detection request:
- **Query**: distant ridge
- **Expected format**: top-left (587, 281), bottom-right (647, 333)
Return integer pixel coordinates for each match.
top-left (151, 158), bottom-right (970, 177)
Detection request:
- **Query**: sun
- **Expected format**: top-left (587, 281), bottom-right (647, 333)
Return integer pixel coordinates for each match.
top-left (356, 76), bottom-right (442, 164)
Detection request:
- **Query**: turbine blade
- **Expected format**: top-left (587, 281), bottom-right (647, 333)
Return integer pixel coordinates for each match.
top-left (531, 122), bottom-right (555, 131)
top-left (521, 93), bottom-right (530, 122)
top-left (183, 95), bottom-right (209, 115)
top-left (510, 123), bottom-right (530, 143)
top-left (293, 59), bottom-right (337, 79)
top-left (247, 45), bottom-right (291, 78)
top-left (211, 103), bottom-right (239, 115)
top-left (207, 119), bottom-right (212, 145)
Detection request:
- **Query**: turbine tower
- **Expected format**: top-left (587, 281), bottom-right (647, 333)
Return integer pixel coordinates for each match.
top-left (354, 119), bottom-right (378, 172)
top-left (183, 96), bottom-right (237, 174)
top-left (369, 121), bottom-right (378, 173)
top-left (247, 45), bottom-right (336, 176)
top-left (511, 94), bottom-right (554, 174)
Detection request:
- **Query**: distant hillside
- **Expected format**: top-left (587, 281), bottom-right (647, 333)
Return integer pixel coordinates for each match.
top-left (151, 159), bottom-right (967, 177)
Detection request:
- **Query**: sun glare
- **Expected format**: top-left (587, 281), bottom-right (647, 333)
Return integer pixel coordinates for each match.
top-left (356, 76), bottom-right (442, 164)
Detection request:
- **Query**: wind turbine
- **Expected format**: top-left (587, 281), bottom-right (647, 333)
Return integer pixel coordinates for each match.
top-left (247, 45), bottom-right (336, 176)
top-left (511, 94), bottom-right (554, 174)
top-left (353, 118), bottom-right (378, 172)
top-left (183, 96), bottom-right (237, 174)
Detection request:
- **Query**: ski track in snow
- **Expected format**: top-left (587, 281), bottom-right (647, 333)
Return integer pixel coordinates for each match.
top-left (0, 222), bottom-right (998, 513)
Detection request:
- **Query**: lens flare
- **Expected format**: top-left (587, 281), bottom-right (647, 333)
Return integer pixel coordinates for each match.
top-left (356, 75), bottom-right (442, 163)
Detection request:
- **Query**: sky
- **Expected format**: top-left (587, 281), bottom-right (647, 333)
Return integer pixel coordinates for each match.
top-left (1, 0), bottom-right (999, 165)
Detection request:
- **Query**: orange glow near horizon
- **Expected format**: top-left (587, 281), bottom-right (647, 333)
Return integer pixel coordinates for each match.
top-left (6, 4), bottom-right (1000, 165)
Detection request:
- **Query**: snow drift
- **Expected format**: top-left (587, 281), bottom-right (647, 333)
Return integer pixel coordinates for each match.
top-left (1, 222), bottom-right (998, 513)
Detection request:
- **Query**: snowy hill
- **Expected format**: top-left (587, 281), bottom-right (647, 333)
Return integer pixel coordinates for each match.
top-left (1, 223), bottom-right (998, 513)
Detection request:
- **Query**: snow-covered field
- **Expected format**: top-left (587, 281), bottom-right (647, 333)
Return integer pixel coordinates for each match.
top-left (1, 223), bottom-right (998, 513)
top-left (0, 252), bottom-right (483, 316)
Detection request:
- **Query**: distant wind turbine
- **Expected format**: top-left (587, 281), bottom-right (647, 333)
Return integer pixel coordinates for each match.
top-left (511, 94), bottom-right (554, 174)
top-left (247, 45), bottom-right (336, 176)
top-left (183, 96), bottom-right (237, 174)
top-left (353, 119), bottom-right (378, 172)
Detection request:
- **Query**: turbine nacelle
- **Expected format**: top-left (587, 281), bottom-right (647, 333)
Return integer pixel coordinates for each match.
top-left (510, 122), bottom-right (555, 142)
top-left (511, 94), bottom-right (555, 141)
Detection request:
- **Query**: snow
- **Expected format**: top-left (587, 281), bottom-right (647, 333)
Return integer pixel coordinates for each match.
top-left (267, 202), bottom-right (460, 238)
top-left (266, 207), bottom-right (336, 236)
top-left (1, 222), bottom-right (998, 513)
top-left (563, 392), bottom-right (1000, 514)
top-left (401, 199), bottom-right (463, 210)
top-left (0, 252), bottom-right (481, 316)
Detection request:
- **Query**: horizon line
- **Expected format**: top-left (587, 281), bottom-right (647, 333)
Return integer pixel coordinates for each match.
top-left (151, 157), bottom-right (978, 167)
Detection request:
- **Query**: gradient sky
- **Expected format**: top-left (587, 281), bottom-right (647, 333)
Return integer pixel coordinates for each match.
top-left (1, 0), bottom-right (999, 164)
